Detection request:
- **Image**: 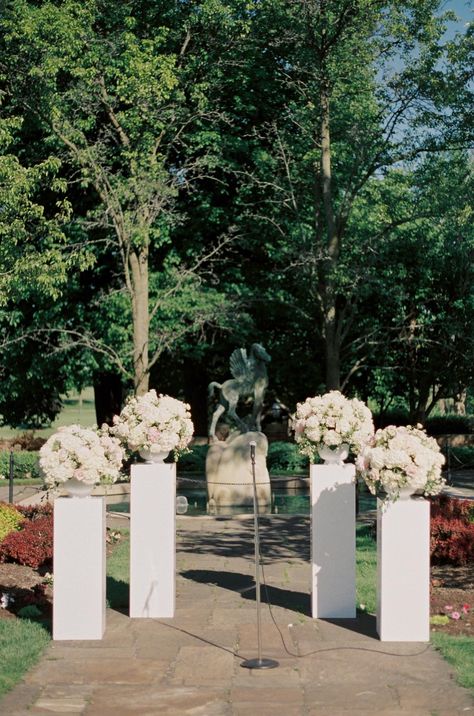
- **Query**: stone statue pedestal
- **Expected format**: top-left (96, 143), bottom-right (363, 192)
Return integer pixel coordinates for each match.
top-left (206, 431), bottom-right (271, 510)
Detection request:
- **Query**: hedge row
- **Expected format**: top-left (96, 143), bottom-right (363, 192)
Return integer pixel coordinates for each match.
top-left (374, 412), bottom-right (473, 435)
top-left (178, 441), bottom-right (309, 474)
top-left (3, 441), bottom-right (474, 481)
top-left (0, 452), bottom-right (42, 481)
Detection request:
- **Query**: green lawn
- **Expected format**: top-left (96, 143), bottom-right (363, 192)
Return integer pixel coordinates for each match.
top-left (356, 523), bottom-right (377, 613)
top-left (0, 619), bottom-right (50, 698)
top-left (0, 388), bottom-right (96, 441)
top-left (431, 633), bottom-right (474, 692)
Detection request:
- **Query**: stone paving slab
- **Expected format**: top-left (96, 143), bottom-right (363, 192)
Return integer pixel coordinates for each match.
top-left (1, 515), bottom-right (473, 715)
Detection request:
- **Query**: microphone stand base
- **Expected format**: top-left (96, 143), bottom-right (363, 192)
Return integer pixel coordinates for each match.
top-left (241, 658), bottom-right (279, 670)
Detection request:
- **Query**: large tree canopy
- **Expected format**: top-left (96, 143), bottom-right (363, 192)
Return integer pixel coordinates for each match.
top-left (1, 0), bottom-right (248, 401)
top-left (0, 0), bottom-right (472, 429)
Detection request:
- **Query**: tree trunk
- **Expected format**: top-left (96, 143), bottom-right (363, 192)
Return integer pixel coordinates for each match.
top-left (129, 248), bottom-right (150, 396)
top-left (324, 320), bottom-right (341, 390)
top-left (320, 83), bottom-right (341, 391)
top-left (93, 372), bottom-right (123, 426)
top-left (183, 361), bottom-right (209, 437)
top-left (454, 390), bottom-right (467, 416)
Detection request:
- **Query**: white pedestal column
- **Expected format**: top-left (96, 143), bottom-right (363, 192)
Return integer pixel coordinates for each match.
top-left (377, 496), bottom-right (430, 641)
top-left (130, 463), bottom-right (176, 618)
top-left (53, 496), bottom-right (106, 640)
top-left (311, 464), bottom-right (356, 618)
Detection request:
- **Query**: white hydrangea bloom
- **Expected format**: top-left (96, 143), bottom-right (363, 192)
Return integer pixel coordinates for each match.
top-left (356, 424), bottom-right (445, 501)
top-left (111, 390), bottom-right (194, 460)
top-left (39, 425), bottom-right (125, 488)
top-left (294, 390), bottom-right (374, 462)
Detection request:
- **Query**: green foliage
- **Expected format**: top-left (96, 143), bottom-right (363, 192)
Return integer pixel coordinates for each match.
top-left (267, 442), bottom-right (309, 474)
top-left (425, 416), bottom-right (473, 436)
top-left (178, 445), bottom-right (209, 473)
top-left (448, 447), bottom-right (474, 470)
top-left (177, 441), bottom-right (310, 474)
top-left (430, 615), bottom-right (450, 626)
top-left (16, 605), bottom-right (43, 620)
top-left (0, 452), bottom-right (41, 481)
top-left (0, 503), bottom-right (24, 542)
top-left (0, 116), bottom-right (92, 307)
top-left (0, 0), bottom-right (472, 418)
top-left (0, 619), bottom-right (50, 697)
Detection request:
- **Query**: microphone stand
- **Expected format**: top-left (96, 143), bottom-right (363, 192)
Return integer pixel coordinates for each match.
top-left (241, 440), bottom-right (279, 670)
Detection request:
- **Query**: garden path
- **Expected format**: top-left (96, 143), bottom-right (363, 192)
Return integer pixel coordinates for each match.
top-left (1, 515), bottom-right (473, 715)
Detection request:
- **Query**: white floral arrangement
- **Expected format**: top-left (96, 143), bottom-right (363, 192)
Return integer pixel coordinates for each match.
top-left (294, 390), bottom-right (374, 462)
top-left (39, 424), bottom-right (125, 488)
top-left (356, 424), bottom-right (446, 500)
top-left (111, 390), bottom-right (194, 460)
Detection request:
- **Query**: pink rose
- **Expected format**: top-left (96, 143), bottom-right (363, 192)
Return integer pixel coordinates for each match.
top-left (295, 420), bottom-right (305, 437)
top-left (147, 427), bottom-right (161, 443)
top-left (451, 611), bottom-right (461, 620)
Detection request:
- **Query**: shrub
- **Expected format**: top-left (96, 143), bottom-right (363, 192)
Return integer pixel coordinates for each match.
top-left (0, 503), bottom-right (24, 542)
top-left (431, 494), bottom-right (473, 523)
top-left (0, 451), bottom-right (42, 481)
top-left (267, 441), bottom-right (309, 473)
top-left (446, 446), bottom-right (474, 470)
top-left (0, 514), bottom-right (53, 568)
top-left (425, 415), bottom-right (473, 436)
top-left (430, 496), bottom-right (474, 566)
top-left (16, 503), bottom-right (53, 521)
top-left (178, 441), bottom-right (311, 474)
top-left (178, 444), bottom-right (209, 473)
top-left (373, 409), bottom-right (410, 430)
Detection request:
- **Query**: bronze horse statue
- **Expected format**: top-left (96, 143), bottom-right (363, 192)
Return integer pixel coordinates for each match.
top-left (208, 344), bottom-right (271, 440)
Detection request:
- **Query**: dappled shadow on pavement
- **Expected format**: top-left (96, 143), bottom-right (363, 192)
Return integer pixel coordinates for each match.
top-left (177, 516), bottom-right (310, 562)
top-left (182, 568), bottom-right (311, 616)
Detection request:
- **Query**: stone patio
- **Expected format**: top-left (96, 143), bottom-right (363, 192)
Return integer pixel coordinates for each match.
top-left (1, 515), bottom-right (473, 715)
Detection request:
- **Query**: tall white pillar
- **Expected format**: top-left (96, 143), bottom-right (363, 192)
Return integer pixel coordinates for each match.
top-left (130, 463), bottom-right (176, 618)
top-left (377, 496), bottom-right (430, 641)
top-left (311, 464), bottom-right (356, 618)
top-left (53, 497), bottom-right (106, 640)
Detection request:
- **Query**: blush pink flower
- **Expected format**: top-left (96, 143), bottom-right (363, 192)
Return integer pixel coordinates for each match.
top-left (444, 605), bottom-right (453, 611)
top-left (147, 427), bottom-right (161, 443)
top-left (451, 611), bottom-right (461, 620)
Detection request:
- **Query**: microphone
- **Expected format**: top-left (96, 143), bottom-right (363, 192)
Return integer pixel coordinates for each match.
top-left (249, 441), bottom-right (256, 461)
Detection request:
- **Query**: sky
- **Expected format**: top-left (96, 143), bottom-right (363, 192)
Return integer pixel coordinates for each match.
top-left (443, 0), bottom-right (473, 35)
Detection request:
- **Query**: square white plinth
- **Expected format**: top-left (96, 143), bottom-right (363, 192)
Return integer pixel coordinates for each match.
top-left (377, 496), bottom-right (430, 642)
top-left (130, 463), bottom-right (176, 618)
top-left (311, 464), bottom-right (356, 618)
top-left (53, 497), bottom-right (106, 640)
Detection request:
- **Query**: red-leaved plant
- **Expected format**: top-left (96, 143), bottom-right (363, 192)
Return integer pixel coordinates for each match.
top-left (430, 495), bottom-right (474, 566)
top-left (0, 514), bottom-right (53, 568)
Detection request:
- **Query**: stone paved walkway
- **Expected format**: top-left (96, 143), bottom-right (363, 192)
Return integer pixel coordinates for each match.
top-left (1, 515), bottom-right (473, 715)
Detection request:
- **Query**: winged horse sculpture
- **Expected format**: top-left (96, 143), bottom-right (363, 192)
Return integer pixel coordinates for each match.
top-left (208, 344), bottom-right (271, 440)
